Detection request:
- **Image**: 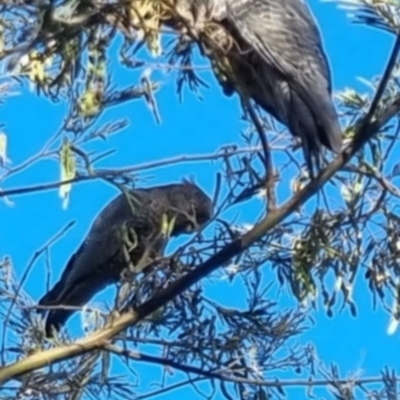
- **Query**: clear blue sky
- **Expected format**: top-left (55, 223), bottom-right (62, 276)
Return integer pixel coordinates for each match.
top-left (0, 0), bottom-right (399, 398)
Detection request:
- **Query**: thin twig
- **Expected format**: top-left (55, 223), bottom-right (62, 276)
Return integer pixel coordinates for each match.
top-left (353, 34), bottom-right (400, 148)
top-left (0, 146), bottom-right (261, 198)
top-left (246, 103), bottom-right (277, 211)
top-left (105, 343), bottom-right (399, 389)
top-left (0, 221), bottom-right (75, 365)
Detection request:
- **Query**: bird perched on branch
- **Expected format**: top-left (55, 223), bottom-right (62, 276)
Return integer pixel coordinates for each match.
top-left (175, 0), bottom-right (342, 174)
top-left (38, 181), bottom-right (213, 336)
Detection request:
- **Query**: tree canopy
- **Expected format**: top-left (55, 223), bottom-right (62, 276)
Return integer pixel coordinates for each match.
top-left (0, 0), bottom-right (399, 399)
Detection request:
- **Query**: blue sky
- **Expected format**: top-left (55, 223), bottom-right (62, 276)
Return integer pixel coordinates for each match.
top-left (0, 0), bottom-right (399, 398)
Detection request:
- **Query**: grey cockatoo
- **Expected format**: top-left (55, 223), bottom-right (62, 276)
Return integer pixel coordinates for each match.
top-left (38, 181), bottom-right (213, 336)
top-left (175, 0), bottom-right (342, 173)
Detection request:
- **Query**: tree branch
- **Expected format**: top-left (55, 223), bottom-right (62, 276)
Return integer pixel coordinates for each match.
top-left (104, 344), bottom-right (399, 389)
top-left (0, 146), bottom-right (261, 198)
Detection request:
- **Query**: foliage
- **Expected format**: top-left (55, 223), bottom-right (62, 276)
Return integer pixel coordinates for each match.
top-left (0, 0), bottom-right (399, 399)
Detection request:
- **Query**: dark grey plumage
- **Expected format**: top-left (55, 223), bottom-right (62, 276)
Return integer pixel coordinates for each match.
top-left (38, 181), bottom-right (213, 336)
top-left (176, 0), bottom-right (342, 172)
